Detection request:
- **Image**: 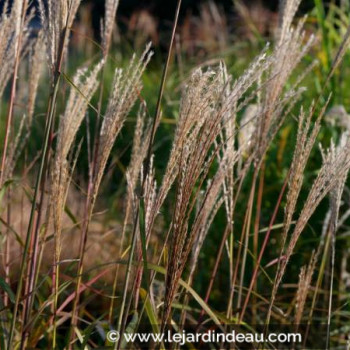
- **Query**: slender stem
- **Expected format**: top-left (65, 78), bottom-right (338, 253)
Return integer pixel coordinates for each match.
top-left (8, 71), bottom-right (61, 350)
top-left (115, 2), bottom-right (182, 347)
top-left (53, 253), bottom-right (59, 349)
top-left (69, 66), bottom-right (107, 344)
top-left (135, 226), bottom-right (173, 331)
top-left (229, 172), bottom-right (257, 315)
top-left (326, 230), bottom-right (335, 350)
top-left (198, 170), bottom-right (247, 325)
top-left (252, 162), bottom-right (265, 322)
top-left (9, 11), bottom-right (71, 348)
top-left (145, 0), bottom-right (182, 170)
top-left (303, 223), bottom-right (331, 347)
top-left (0, 2), bottom-right (27, 187)
top-left (239, 171), bottom-right (289, 323)
top-left (69, 194), bottom-right (93, 348)
top-left (4, 189), bottom-right (12, 308)
top-left (22, 121), bottom-right (54, 346)
top-left (115, 211), bottom-right (140, 350)
top-left (69, 3), bottom-right (118, 335)
top-left (108, 203), bottom-right (129, 323)
top-left (237, 173), bottom-right (256, 309)
top-left (1, 1), bottom-right (27, 315)
top-left (68, 83), bottom-right (100, 350)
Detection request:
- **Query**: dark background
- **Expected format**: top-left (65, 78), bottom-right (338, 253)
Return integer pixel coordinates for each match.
top-left (92, 0), bottom-right (316, 29)
top-left (0, 1), bottom-right (332, 29)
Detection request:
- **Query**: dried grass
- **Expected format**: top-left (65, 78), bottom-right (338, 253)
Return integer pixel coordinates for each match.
top-left (1, 0), bottom-right (350, 347)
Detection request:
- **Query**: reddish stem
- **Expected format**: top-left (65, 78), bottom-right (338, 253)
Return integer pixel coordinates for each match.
top-left (239, 171), bottom-right (289, 323)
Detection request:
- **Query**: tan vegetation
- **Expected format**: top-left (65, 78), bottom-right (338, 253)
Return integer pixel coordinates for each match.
top-left (1, 0), bottom-right (350, 349)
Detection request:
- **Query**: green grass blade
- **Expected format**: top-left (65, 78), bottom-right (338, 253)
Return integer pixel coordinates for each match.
top-left (0, 277), bottom-right (15, 304)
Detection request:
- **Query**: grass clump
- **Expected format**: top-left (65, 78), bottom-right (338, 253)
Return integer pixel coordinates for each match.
top-left (1, 0), bottom-right (350, 349)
